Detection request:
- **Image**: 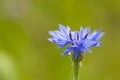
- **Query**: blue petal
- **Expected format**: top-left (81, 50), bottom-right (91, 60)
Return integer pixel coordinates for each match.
top-left (80, 27), bottom-right (84, 33)
top-left (87, 30), bottom-right (97, 39)
top-left (95, 32), bottom-right (104, 40)
top-left (71, 31), bottom-right (79, 41)
top-left (61, 46), bottom-right (73, 55)
top-left (73, 47), bottom-right (79, 58)
top-left (88, 31), bottom-right (104, 40)
top-left (83, 40), bottom-right (98, 47)
top-left (54, 30), bottom-right (69, 39)
top-left (57, 41), bottom-right (72, 48)
top-left (52, 31), bottom-right (69, 41)
top-left (85, 27), bottom-right (90, 33)
top-left (59, 24), bottom-right (66, 33)
top-left (80, 27), bottom-right (90, 39)
top-left (95, 42), bottom-right (102, 46)
top-left (48, 31), bottom-right (56, 37)
top-left (77, 45), bottom-right (92, 53)
top-left (48, 38), bottom-right (54, 42)
top-left (84, 47), bottom-right (92, 53)
top-left (59, 24), bottom-right (70, 35)
top-left (77, 46), bottom-right (85, 54)
top-left (49, 30), bottom-right (65, 40)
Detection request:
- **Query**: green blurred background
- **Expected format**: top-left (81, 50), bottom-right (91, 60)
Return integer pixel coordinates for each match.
top-left (0, 0), bottom-right (120, 80)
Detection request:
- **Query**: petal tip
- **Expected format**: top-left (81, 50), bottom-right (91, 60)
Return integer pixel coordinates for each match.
top-left (48, 38), bottom-right (54, 42)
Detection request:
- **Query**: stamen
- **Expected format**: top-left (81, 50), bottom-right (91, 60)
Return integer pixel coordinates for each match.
top-left (69, 30), bottom-right (73, 41)
top-left (77, 32), bottom-right (79, 40)
top-left (84, 33), bottom-right (88, 39)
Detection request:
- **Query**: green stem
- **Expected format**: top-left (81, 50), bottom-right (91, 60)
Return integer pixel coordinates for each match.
top-left (71, 52), bottom-right (84, 80)
top-left (73, 62), bottom-right (79, 80)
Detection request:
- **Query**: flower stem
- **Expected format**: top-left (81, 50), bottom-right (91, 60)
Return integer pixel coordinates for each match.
top-left (73, 61), bottom-right (79, 80)
top-left (71, 52), bottom-right (84, 80)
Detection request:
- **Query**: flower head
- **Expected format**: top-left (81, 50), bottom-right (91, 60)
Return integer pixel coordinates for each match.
top-left (48, 24), bottom-right (104, 58)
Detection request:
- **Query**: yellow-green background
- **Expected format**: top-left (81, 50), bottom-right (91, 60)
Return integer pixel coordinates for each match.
top-left (0, 0), bottom-right (119, 80)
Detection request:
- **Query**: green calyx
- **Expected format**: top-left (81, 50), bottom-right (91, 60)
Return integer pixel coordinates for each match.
top-left (71, 51), bottom-right (84, 63)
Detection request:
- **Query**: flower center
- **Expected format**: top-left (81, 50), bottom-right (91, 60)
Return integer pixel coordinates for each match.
top-left (69, 31), bottom-right (80, 46)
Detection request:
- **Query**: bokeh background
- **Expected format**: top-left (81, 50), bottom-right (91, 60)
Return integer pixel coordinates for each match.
top-left (0, 0), bottom-right (120, 80)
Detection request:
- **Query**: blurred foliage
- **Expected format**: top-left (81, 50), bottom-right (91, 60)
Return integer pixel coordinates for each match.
top-left (0, 0), bottom-right (120, 80)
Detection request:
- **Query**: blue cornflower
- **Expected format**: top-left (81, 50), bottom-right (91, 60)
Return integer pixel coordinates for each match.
top-left (48, 24), bottom-right (104, 58)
